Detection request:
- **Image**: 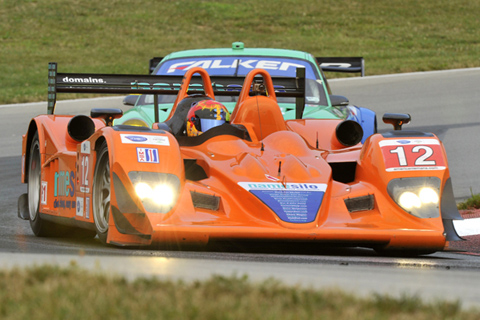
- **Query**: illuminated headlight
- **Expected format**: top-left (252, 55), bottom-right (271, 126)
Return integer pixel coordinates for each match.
top-left (398, 192), bottom-right (421, 209)
top-left (129, 172), bottom-right (180, 213)
top-left (387, 177), bottom-right (441, 218)
top-left (135, 182), bottom-right (153, 199)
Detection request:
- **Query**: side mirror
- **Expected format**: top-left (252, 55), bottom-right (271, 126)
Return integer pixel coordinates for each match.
top-left (330, 95), bottom-right (349, 107)
top-left (123, 95), bottom-right (138, 106)
top-left (91, 108), bottom-right (124, 127)
top-left (383, 113), bottom-right (411, 130)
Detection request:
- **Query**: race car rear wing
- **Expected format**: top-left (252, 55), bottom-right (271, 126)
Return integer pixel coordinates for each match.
top-left (316, 57), bottom-right (365, 77)
top-left (149, 57), bottom-right (365, 76)
top-left (48, 62), bottom-right (306, 120)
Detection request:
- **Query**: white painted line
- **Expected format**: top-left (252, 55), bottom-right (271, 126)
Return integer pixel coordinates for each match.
top-left (454, 218), bottom-right (480, 237)
top-left (0, 96), bottom-right (124, 109)
top-left (329, 67), bottom-right (480, 82)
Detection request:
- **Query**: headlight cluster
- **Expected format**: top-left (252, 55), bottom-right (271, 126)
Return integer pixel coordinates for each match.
top-left (128, 172), bottom-right (180, 213)
top-left (387, 177), bottom-right (441, 218)
top-left (135, 182), bottom-right (175, 206)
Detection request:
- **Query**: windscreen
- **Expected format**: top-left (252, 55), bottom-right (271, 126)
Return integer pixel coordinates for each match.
top-left (142, 56), bottom-right (328, 106)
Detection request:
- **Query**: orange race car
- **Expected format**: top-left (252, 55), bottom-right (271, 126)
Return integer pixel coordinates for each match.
top-left (17, 63), bottom-right (463, 255)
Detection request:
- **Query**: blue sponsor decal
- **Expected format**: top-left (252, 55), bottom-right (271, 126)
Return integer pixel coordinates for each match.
top-left (251, 189), bottom-right (324, 223)
top-left (157, 56), bottom-right (318, 79)
top-left (54, 170), bottom-right (74, 197)
top-left (137, 147), bottom-right (159, 163)
top-left (54, 199), bottom-right (76, 209)
top-left (238, 182), bottom-right (326, 223)
top-left (397, 140), bottom-right (411, 144)
top-left (126, 135), bottom-right (148, 142)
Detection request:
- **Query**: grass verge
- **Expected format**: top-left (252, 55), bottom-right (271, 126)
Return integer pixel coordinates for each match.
top-left (1, 0), bottom-right (479, 104)
top-left (0, 264), bottom-right (479, 319)
top-left (458, 192), bottom-right (480, 210)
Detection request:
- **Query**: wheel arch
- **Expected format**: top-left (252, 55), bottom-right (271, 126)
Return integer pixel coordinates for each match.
top-left (94, 135), bottom-right (107, 152)
top-left (23, 120), bottom-right (41, 183)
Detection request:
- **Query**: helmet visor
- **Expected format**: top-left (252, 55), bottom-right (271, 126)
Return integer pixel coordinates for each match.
top-left (200, 119), bottom-right (225, 132)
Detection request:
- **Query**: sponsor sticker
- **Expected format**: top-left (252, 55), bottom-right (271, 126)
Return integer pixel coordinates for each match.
top-left (41, 181), bottom-right (47, 205)
top-left (85, 197), bottom-right (90, 219)
top-left (379, 139), bottom-right (446, 172)
top-left (137, 147), bottom-right (159, 163)
top-left (76, 197), bottom-right (84, 217)
top-left (79, 154), bottom-right (90, 191)
top-left (53, 170), bottom-right (76, 210)
top-left (238, 182), bottom-right (327, 223)
top-left (62, 77), bottom-right (105, 84)
top-left (158, 57), bottom-right (316, 79)
top-left (120, 134), bottom-right (170, 146)
top-left (81, 141), bottom-right (90, 154)
top-left (239, 182), bottom-right (327, 192)
top-left (265, 174), bottom-right (280, 182)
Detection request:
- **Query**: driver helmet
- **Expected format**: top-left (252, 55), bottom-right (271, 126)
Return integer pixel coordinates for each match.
top-left (186, 100), bottom-right (230, 137)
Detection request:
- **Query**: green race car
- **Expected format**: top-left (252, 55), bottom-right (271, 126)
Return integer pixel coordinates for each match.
top-left (117, 42), bottom-right (376, 141)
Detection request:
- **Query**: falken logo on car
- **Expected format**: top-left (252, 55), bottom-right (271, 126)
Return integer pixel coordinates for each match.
top-left (137, 148), bottom-right (159, 163)
top-left (167, 59), bottom-right (305, 73)
top-left (120, 134), bottom-right (170, 146)
top-left (62, 77), bottom-right (105, 84)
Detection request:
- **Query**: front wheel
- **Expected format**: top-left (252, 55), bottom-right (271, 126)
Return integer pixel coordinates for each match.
top-left (93, 141), bottom-right (111, 244)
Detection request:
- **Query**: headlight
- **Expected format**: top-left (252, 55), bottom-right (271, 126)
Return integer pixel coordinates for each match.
top-left (152, 184), bottom-right (175, 206)
top-left (135, 182), bottom-right (153, 199)
top-left (387, 177), bottom-right (441, 218)
top-left (129, 172), bottom-right (180, 213)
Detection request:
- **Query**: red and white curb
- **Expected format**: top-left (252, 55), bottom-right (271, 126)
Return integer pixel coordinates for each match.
top-left (454, 218), bottom-right (480, 236)
top-left (454, 210), bottom-right (480, 236)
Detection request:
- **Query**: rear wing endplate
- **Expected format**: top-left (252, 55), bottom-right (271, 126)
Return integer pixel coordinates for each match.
top-left (316, 57), bottom-right (364, 77)
top-left (149, 57), bottom-right (163, 74)
top-left (48, 62), bottom-right (306, 119)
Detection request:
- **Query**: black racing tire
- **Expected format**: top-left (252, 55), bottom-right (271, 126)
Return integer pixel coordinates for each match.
top-left (92, 141), bottom-right (111, 244)
top-left (28, 132), bottom-right (69, 237)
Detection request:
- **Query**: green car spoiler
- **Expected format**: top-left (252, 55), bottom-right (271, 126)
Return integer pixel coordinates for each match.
top-left (47, 62), bottom-right (306, 121)
top-left (148, 56), bottom-right (365, 76)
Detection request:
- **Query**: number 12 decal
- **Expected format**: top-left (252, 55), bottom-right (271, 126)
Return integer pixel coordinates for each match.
top-left (79, 141), bottom-right (91, 193)
top-left (81, 155), bottom-right (89, 186)
top-left (380, 139), bottom-right (446, 172)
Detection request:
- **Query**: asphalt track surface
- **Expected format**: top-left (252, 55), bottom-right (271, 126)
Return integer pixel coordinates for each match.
top-left (1, 68), bottom-right (480, 309)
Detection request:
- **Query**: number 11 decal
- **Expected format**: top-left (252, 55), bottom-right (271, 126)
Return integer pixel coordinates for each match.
top-left (380, 139), bottom-right (445, 172)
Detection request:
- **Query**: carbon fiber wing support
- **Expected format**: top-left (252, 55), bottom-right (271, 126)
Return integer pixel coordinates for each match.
top-left (47, 62), bottom-right (305, 120)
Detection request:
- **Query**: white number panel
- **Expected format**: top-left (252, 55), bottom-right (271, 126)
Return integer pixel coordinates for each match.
top-left (379, 139), bottom-right (446, 172)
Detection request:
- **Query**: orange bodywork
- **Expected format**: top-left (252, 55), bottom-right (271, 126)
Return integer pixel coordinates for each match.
top-left (20, 67), bottom-right (459, 253)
